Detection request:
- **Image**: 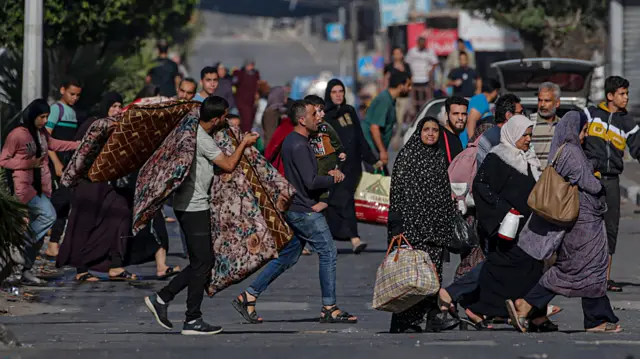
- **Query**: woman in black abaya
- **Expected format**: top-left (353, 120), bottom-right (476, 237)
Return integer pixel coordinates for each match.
top-left (58, 92), bottom-right (180, 281)
top-left (323, 79), bottom-right (380, 253)
top-left (387, 116), bottom-right (459, 333)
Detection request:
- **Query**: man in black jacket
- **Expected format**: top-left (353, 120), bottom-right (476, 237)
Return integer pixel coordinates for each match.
top-left (584, 76), bottom-right (640, 292)
top-left (439, 96), bottom-right (468, 165)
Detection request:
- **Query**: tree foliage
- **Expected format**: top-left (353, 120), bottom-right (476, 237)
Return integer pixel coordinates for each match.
top-left (0, 0), bottom-right (197, 114)
top-left (452, 0), bottom-right (607, 57)
top-left (0, 0), bottom-right (196, 52)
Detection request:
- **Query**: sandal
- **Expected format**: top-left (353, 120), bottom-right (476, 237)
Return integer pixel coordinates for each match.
top-left (505, 299), bottom-right (528, 333)
top-left (320, 306), bottom-right (358, 324)
top-left (75, 272), bottom-right (100, 283)
top-left (108, 270), bottom-right (138, 281)
top-left (157, 266), bottom-right (180, 280)
top-left (529, 319), bottom-right (558, 333)
top-left (460, 318), bottom-right (491, 331)
top-left (437, 297), bottom-right (460, 319)
top-left (547, 305), bottom-right (563, 317)
top-left (607, 280), bottom-right (623, 292)
top-left (231, 292), bottom-right (263, 324)
top-left (586, 322), bottom-right (623, 333)
top-left (352, 242), bottom-right (368, 254)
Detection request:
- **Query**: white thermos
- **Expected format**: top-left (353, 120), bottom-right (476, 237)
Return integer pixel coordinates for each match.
top-left (498, 209), bottom-right (524, 241)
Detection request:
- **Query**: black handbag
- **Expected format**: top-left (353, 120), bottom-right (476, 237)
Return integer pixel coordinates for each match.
top-left (449, 214), bottom-right (479, 254)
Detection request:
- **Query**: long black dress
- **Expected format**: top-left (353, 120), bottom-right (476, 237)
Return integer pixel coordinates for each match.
top-left (467, 153), bottom-right (543, 317)
top-left (323, 79), bottom-right (378, 240)
top-left (57, 118), bottom-right (169, 273)
top-left (387, 117), bottom-right (458, 332)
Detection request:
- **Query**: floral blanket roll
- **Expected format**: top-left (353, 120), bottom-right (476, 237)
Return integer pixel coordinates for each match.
top-left (134, 119), bottom-right (295, 296)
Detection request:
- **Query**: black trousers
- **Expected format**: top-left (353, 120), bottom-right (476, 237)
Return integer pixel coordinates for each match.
top-left (524, 284), bottom-right (618, 329)
top-left (445, 262), bottom-right (483, 307)
top-left (158, 210), bottom-right (213, 322)
top-left (49, 186), bottom-right (72, 243)
top-left (602, 176), bottom-right (621, 254)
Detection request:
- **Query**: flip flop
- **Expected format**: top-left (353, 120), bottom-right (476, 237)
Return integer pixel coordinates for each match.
top-left (505, 299), bottom-right (528, 333)
top-left (108, 270), bottom-right (138, 281)
top-left (586, 322), bottom-right (623, 333)
top-left (157, 266), bottom-right (180, 280)
top-left (352, 242), bottom-right (368, 254)
top-left (607, 280), bottom-right (623, 292)
top-left (547, 305), bottom-right (563, 317)
top-left (74, 272), bottom-right (100, 283)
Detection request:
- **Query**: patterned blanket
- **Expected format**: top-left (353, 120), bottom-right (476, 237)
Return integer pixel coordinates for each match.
top-left (134, 120), bottom-right (295, 297)
top-left (132, 110), bottom-right (199, 234)
top-left (88, 101), bottom-right (199, 182)
top-left (60, 118), bottom-right (116, 188)
top-left (207, 128), bottom-right (295, 296)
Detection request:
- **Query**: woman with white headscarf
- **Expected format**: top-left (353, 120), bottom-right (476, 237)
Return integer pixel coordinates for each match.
top-left (443, 115), bottom-right (556, 331)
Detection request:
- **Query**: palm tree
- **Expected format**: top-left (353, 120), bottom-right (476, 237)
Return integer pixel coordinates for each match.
top-left (0, 168), bottom-right (28, 283)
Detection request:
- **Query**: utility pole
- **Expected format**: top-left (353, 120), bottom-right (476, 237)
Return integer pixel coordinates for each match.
top-left (609, 0), bottom-right (623, 77)
top-left (22, 0), bottom-right (43, 108)
top-left (338, 7), bottom-right (347, 77)
top-left (350, 0), bottom-right (359, 95)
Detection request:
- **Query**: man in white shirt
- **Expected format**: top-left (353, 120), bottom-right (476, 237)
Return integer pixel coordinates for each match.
top-left (144, 96), bottom-right (259, 335)
top-left (406, 36), bottom-right (439, 111)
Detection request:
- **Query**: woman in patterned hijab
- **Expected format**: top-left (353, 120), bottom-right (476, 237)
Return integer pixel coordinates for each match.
top-left (387, 116), bottom-right (458, 333)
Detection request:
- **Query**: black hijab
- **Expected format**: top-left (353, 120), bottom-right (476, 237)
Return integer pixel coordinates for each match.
top-left (21, 99), bottom-right (50, 195)
top-left (388, 116), bottom-right (457, 247)
top-left (97, 92), bottom-right (123, 118)
top-left (323, 79), bottom-right (348, 117)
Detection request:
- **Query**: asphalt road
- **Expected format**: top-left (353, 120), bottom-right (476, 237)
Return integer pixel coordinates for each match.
top-left (1, 198), bottom-right (640, 358)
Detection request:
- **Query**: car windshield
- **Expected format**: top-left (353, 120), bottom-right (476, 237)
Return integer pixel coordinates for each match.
top-left (499, 67), bottom-right (590, 93)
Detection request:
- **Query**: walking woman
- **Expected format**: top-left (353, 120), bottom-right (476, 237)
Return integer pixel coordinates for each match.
top-left (213, 62), bottom-right (237, 114)
top-left (0, 99), bottom-right (80, 284)
top-left (261, 86), bottom-right (287, 147)
top-left (58, 92), bottom-right (180, 282)
top-left (506, 111), bottom-right (622, 333)
top-left (440, 115), bottom-right (550, 329)
top-left (323, 79), bottom-right (380, 253)
top-left (387, 116), bottom-right (459, 333)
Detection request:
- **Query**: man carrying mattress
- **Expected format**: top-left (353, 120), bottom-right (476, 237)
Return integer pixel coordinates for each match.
top-left (144, 96), bottom-right (259, 335)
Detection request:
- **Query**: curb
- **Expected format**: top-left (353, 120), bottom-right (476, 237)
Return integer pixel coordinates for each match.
top-left (619, 175), bottom-right (640, 206)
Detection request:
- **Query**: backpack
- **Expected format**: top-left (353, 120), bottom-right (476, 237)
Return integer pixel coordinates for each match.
top-left (447, 136), bottom-right (481, 214)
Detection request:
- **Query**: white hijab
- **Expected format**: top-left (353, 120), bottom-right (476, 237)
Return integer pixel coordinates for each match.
top-left (490, 115), bottom-right (542, 180)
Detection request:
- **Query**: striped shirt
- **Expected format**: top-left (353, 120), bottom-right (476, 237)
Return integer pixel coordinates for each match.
top-left (530, 113), bottom-right (560, 168)
top-left (46, 102), bottom-right (77, 131)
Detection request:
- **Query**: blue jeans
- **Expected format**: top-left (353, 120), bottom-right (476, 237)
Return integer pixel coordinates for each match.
top-left (247, 211), bottom-right (338, 306)
top-left (25, 194), bottom-right (57, 270)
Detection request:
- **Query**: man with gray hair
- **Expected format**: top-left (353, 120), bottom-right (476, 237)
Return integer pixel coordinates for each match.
top-left (530, 82), bottom-right (561, 167)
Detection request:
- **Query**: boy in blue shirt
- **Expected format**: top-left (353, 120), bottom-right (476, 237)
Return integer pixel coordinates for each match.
top-left (44, 77), bottom-right (82, 259)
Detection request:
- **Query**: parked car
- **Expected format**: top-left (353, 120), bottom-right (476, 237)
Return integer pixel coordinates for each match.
top-left (492, 58), bottom-right (597, 116)
top-left (402, 58), bottom-right (597, 146)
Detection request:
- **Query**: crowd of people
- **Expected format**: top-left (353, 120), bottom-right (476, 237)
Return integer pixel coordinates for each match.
top-left (0, 37), bottom-right (637, 336)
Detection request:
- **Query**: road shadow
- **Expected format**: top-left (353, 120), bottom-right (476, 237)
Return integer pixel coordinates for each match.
top-left (107, 330), bottom-right (299, 335)
top-left (615, 281), bottom-right (640, 288)
top-left (107, 331), bottom-right (182, 335)
top-left (336, 249), bottom-right (387, 255)
top-left (7, 321), bottom-right (105, 326)
top-left (263, 317), bottom-right (319, 323)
